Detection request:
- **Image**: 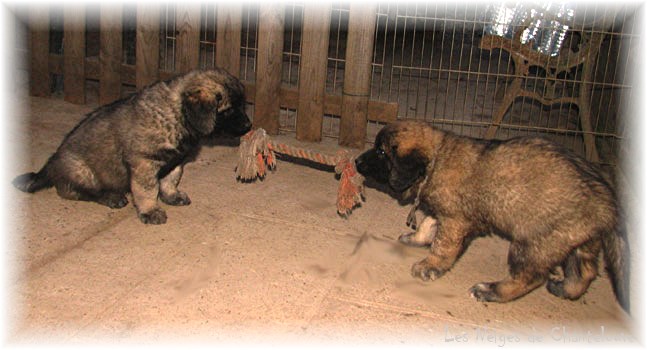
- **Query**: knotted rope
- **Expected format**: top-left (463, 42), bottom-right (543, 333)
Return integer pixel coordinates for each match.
top-left (236, 128), bottom-right (365, 216)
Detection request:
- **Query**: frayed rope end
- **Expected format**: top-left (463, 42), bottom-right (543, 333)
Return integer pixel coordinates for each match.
top-left (335, 152), bottom-right (365, 217)
top-left (235, 128), bottom-right (276, 182)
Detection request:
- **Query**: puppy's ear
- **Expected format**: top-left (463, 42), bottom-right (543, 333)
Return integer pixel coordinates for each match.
top-left (183, 88), bottom-right (218, 109)
top-left (181, 87), bottom-right (218, 134)
top-left (389, 148), bottom-right (427, 192)
top-left (396, 147), bottom-right (426, 174)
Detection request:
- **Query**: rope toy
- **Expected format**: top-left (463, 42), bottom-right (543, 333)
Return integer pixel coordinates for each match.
top-left (235, 128), bottom-right (365, 216)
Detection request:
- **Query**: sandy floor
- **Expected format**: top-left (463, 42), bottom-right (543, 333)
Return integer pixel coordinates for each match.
top-left (5, 96), bottom-right (634, 346)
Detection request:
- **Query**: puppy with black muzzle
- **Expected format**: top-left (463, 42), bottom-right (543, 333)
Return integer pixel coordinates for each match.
top-left (13, 68), bottom-right (251, 224)
top-left (356, 121), bottom-right (629, 312)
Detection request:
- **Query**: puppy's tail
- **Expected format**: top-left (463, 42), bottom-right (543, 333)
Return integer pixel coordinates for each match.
top-left (12, 166), bottom-right (53, 193)
top-left (602, 216), bottom-right (631, 314)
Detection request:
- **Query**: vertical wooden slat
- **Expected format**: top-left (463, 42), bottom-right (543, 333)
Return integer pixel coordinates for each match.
top-left (136, 3), bottom-right (160, 89)
top-left (99, 4), bottom-right (123, 105)
top-left (254, 4), bottom-right (284, 134)
top-left (296, 3), bottom-right (331, 143)
top-left (28, 4), bottom-right (50, 97)
top-left (63, 4), bottom-right (85, 104)
top-left (339, 4), bottom-right (377, 148)
top-left (215, 4), bottom-right (242, 77)
top-left (175, 3), bottom-right (201, 73)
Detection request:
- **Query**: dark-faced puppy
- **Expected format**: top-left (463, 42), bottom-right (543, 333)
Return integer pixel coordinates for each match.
top-left (13, 68), bottom-right (251, 224)
top-left (356, 121), bottom-right (629, 312)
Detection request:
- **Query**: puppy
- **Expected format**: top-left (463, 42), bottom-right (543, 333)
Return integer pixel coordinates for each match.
top-left (356, 121), bottom-right (629, 312)
top-left (13, 68), bottom-right (251, 224)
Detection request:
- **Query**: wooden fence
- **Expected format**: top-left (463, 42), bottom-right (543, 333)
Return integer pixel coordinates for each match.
top-left (26, 3), bottom-right (398, 148)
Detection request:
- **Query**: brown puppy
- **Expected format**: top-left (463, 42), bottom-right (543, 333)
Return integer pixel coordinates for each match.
top-left (356, 121), bottom-right (629, 312)
top-left (13, 68), bottom-right (251, 224)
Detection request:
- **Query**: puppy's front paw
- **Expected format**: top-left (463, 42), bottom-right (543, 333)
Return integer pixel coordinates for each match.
top-left (411, 259), bottom-right (446, 281)
top-left (161, 191), bottom-right (191, 206)
top-left (469, 282), bottom-right (500, 302)
top-left (139, 208), bottom-right (168, 225)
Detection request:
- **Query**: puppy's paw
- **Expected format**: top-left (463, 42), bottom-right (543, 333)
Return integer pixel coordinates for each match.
top-left (109, 197), bottom-right (129, 209)
top-left (469, 282), bottom-right (501, 302)
top-left (161, 191), bottom-right (191, 206)
top-left (411, 259), bottom-right (446, 281)
top-left (139, 208), bottom-right (168, 225)
top-left (96, 192), bottom-right (129, 209)
top-left (546, 280), bottom-right (567, 298)
top-left (399, 232), bottom-right (430, 247)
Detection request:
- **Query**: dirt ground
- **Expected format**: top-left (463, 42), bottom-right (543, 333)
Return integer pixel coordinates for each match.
top-left (5, 96), bottom-right (635, 346)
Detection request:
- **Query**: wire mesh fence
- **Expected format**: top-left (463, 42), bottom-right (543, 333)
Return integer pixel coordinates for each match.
top-left (22, 2), bottom-right (640, 165)
top-left (365, 3), bottom-right (636, 165)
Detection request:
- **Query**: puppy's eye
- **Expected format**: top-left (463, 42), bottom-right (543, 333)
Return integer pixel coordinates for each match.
top-left (376, 148), bottom-right (386, 157)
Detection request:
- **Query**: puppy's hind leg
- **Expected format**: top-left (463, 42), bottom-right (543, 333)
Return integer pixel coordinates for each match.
top-left (159, 164), bottom-right (191, 206)
top-left (55, 181), bottom-right (128, 209)
top-left (547, 238), bottom-right (601, 300)
top-left (51, 158), bottom-right (128, 209)
top-left (470, 238), bottom-right (560, 303)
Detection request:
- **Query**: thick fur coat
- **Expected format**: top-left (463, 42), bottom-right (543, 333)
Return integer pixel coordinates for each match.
top-left (14, 68), bottom-right (251, 224)
top-left (356, 121), bottom-right (629, 312)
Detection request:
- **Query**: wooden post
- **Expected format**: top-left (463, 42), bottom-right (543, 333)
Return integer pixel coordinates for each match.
top-left (296, 3), bottom-right (331, 143)
top-left (339, 4), bottom-right (377, 148)
top-left (254, 3), bottom-right (284, 134)
top-left (215, 4), bottom-right (242, 77)
top-left (136, 3), bottom-right (160, 89)
top-left (175, 3), bottom-right (201, 73)
top-left (63, 4), bottom-right (85, 104)
top-left (99, 4), bottom-right (123, 104)
top-left (28, 4), bottom-right (50, 97)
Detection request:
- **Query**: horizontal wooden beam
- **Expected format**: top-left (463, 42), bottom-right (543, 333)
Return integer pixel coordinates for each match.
top-left (244, 83), bottom-right (397, 124)
top-left (48, 54), bottom-right (398, 124)
top-left (49, 54), bottom-right (174, 85)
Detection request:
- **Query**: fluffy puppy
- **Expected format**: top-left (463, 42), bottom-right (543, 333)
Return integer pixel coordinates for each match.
top-left (356, 121), bottom-right (629, 312)
top-left (14, 68), bottom-right (251, 224)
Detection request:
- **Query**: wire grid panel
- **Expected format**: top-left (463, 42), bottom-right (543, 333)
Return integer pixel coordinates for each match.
top-left (154, 3), bottom-right (635, 164)
top-left (250, 3), bottom-right (349, 137)
top-left (283, 2), bottom-right (302, 88)
top-left (198, 3), bottom-right (218, 70)
top-left (276, 3), bottom-right (302, 134)
top-left (159, 3), bottom-right (176, 72)
top-left (326, 3), bottom-right (350, 95)
top-left (240, 3), bottom-right (259, 82)
top-left (370, 3), bottom-right (636, 164)
top-left (318, 3), bottom-right (350, 139)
